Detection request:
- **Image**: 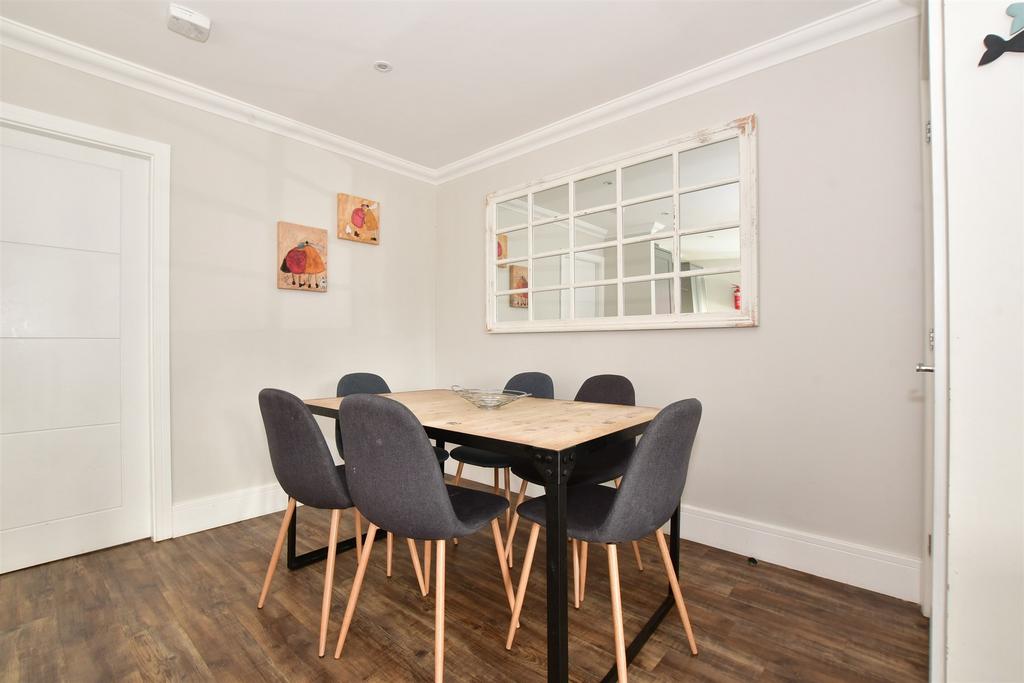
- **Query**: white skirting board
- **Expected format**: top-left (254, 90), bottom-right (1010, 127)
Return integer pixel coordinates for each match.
top-left (171, 464), bottom-right (921, 604)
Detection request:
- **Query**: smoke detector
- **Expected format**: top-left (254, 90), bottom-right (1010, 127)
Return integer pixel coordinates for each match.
top-left (167, 4), bottom-right (211, 43)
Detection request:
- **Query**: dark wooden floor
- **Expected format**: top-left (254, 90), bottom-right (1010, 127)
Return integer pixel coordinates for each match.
top-left (1, 490), bottom-right (928, 682)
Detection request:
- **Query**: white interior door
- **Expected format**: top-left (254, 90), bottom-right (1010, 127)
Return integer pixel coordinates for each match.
top-left (0, 124), bottom-right (153, 573)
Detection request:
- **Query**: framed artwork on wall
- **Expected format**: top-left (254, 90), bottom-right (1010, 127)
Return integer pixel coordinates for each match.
top-left (509, 264), bottom-right (528, 307)
top-left (337, 193), bottom-right (380, 245)
top-left (278, 221), bottom-right (328, 292)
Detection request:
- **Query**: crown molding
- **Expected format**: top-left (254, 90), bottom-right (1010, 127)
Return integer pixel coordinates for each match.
top-left (0, 17), bottom-right (438, 184)
top-left (432, 0), bottom-right (920, 184)
top-left (1, 0), bottom-right (918, 187)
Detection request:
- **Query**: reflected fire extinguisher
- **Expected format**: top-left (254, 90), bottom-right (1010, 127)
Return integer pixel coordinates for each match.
top-left (732, 284), bottom-right (741, 311)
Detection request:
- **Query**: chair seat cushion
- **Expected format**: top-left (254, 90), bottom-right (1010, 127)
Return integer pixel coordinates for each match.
top-left (299, 464), bottom-right (354, 510)
top-left (450, 445), bottom-right (517, 468)
top-left (446, 485), bottom-right (509, 537)
top-left (516, 484), bottom-right (624, 544)
top-left (433, 445), bottom-right (450, 463)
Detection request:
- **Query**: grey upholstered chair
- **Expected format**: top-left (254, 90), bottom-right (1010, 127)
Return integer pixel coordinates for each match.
top-left (504, 375), bottom-right (644, 589)
top-left (505, 399), bottom-right (703, 682)
top-left (335, 372), bottom-right (449, 584)
top-left (332, 394), bottom-right (517, 680)
top-left (449, 372), bottom-right (554, 528)
top-left (257, 388), bottom-right (355, 657)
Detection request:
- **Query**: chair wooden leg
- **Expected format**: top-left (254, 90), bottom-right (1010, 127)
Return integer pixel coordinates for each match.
top-left (407, 538), bottom-right (428, 596)
top-left (504, 479), bottom-right (529, 567)
top-left (492, 468), bottom-right (500, 494)
top-left (334, 522), bottom-right (379, 659)
top-left (580, 541), bottom-right (589, 604)
top-left (434, 540), bottom-right (446, 683)
top-left (613, 478), bottom-right (644, 572)
top-left (506, 523), bottom-right (540, 650)
top-left (573, 539), bottom-right (580, 609)
top-left (453, 463), bottom-right (464, 546)
top-left (424, 540), bottom-right (432, 596)
top-left (386, 532), bottom-right (394, 578)
top-left (318, 509), bottom-right (342, 657)
top-left (257, 497), bottom-right (295, 608)
top-left (503, 467), bottom-right (512, 529)
top-left (490, 519), bottom-right (518, 627)
top-left (607, 544), bottom-right (628, 682)
top-left (354, 509), bottom-right (363, 561)
top-left (655, 529), bottom-right (698, 655)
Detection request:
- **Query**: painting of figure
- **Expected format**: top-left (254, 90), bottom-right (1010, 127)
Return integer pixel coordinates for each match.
top-left (509, 264), bottom-right (528, 308)
top-left (277, 221), bottom-right (328, 292)
top-left (338, 193), bottom-right (380, 245)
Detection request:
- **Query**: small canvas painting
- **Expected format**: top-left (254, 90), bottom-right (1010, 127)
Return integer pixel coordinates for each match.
top-left (496, 234), bottom-right (508, 264)
top-left (338, 193), bottom-right (380, 245)
top-left (278, 221), bottom-right (328, 292)
top-left (509, 264), bottom-right (528, 308)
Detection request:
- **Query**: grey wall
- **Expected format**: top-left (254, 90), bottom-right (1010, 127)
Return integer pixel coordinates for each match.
top-left (0, 47), bottom-right (438, 503)
top-left (434, 21), bottom-right (925, 561)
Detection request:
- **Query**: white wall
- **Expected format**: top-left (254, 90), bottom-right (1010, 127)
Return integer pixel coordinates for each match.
top-left (435, 21), bottom-right (926, 600)
top-left (942, 1), bottom-right (1024, 679)
top-left (0, 48), bottom-right (438, 505)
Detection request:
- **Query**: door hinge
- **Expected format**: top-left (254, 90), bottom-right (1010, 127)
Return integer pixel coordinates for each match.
top-left (925, 121), bottom-right (932, 144)
top-left (927, 533), bottom-right (932, 556)
top-left (928, 328), bottom-right (935, 351)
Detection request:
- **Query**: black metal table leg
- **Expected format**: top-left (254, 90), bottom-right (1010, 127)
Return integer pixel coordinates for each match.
top-left (600, 505), bottom-right (681, 683)
top-left (541, 448), bottom-right (573, 683)
top-left (286, 504), bottom-right (376, 571)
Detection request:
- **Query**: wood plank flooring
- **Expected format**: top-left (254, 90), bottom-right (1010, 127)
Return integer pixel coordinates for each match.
top-left (0, 488), bottom-right (928, 682)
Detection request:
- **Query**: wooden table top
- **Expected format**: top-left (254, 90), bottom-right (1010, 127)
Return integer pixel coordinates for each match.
top-left (304, 389), bottom-right (659, 452)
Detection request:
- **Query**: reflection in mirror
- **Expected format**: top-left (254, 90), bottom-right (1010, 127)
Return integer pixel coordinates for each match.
top-left (533, 184), bottom-right (569, 222)
top-left (679, 182), bottom-right (739, 230)
top-left (496, 261), bottom-right (528, 291)
top-left (678, 138), bottom-right (739, 189)
top-left (497, 228), bottom-right (528, 261)
top-left (622, 155), bottom-right (672, 200)
top-left (574, 209), bottom-right (617, 247)
top-left (624, 279), bottom-right (673, 316)
top-left (623, 237), bottom-right (673, 278)
top-left (679, 227), bottom-right (740, 271)
top-left (680, 271), bottom-right (739, 313)
top-left (623, 196), bottom-right (673, 238)
top-left (574, 246), bottom-right (618, 283)
top-left (495, 294), bottom-right (529, 322)
top-left (533, 220), bottom-right (569, 253)
top-left (575, 171), bottom-right (616, 212)
top-left (533, 254), bottom-right (570, 288)
top-left (574, 284), bottom-right (618, 319)
top-left (533, 289), bottom-right (569, 320)
top-left (497, 197), bottom-right (528, 230)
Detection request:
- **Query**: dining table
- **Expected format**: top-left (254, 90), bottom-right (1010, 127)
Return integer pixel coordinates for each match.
top-left (301, 388), bottom-right (676, 683)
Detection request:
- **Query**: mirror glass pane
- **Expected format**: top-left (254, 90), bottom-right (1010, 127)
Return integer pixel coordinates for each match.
top-left (497, 228), bottom-right (527, 261)
top-left (623, 238), bottom-right (673, 278)
top-left (624, 279), bottom-right (673, 316)
top-left (574, 246), bottom-right (617, 283)
top-left (574, 284), bottom-right (618, 319)
top-left (496, 261), bottom-right (529, 291)
top-left (533, 220), bottom-right (569, 254)
top-left (574, 210), bottom-right (616, 247)
top-left (496, 197), bottom-right (528, 230)
top-left (533, 254), bottom-right (570, 288)
top-left (622, 196), bottom-right (673, 238)
top-left (679, 227), bottom-right (740, 272)
top-left (533, 289), bottom-right (569, 321)
top-left (495, 294), bottom-right (529, 322)
top-left (533, 185), bottom-right (569, 222)
top-left (678, 138), bottom-right (739, 188)
top-left (680, 271), bottom-right (739, 313)
top-left (622, 156), bottom-right (672, 200)
top-left (679, 182), bottom-right (739, 230)
top-left (574, 171), bottom-right (616, 211)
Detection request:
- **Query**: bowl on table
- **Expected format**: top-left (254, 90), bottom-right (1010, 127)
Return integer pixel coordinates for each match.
top-left (451, 386), bottom-right (530, 409)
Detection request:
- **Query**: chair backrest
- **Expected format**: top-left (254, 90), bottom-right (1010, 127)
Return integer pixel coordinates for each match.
top-left (335, 373), bottom-right (392, 456)
top-left (597, 399), bottom-right (701, 542)
top-left (505, 371), bottom-right (554, 399)
top-left (340, 393), bottom-right (460, 540)
top-left (574, 374), bottom-right (636, 470)
top-left (259, 388), bottom-right (351, 509)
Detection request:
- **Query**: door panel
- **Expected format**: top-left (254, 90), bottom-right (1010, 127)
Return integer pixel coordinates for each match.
top-left (0, 124), bottom-right (151, 573)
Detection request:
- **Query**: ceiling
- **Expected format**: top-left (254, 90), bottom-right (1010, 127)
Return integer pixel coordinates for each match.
top-left (0, 1), bottom-right (860, 170)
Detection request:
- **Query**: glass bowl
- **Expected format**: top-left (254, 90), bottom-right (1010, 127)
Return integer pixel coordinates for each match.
top-left (451, 385), bottom-right (530, 409)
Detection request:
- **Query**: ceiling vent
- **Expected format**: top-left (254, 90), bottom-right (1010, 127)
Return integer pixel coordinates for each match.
top-left (167, 4), bottom-right (211, 43)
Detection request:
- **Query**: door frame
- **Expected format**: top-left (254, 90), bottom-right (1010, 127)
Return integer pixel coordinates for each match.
top-left (0, 102), bottom-right (173, 541)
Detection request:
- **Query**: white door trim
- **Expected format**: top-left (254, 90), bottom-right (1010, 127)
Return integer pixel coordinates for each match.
top-left (925, 1), bottom-right (949, 680)
top-left (0, 101), bottom-right (173, 542)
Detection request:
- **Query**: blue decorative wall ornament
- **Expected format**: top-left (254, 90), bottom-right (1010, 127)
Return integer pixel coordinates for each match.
top-left (979, 3), bottom-right (1024, 65)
